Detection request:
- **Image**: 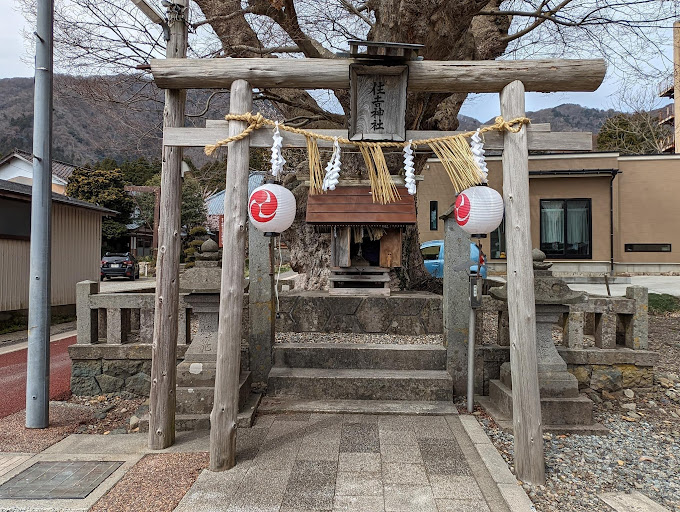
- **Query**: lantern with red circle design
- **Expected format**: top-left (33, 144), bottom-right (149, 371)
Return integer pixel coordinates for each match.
top-left (454, 185), bottom-right (504, 235)
top-left (248, 183), bottom-right (296, 236)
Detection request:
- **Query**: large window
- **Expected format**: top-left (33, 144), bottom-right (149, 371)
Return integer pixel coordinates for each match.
top-left (540, 199), bottom-right (592, 258)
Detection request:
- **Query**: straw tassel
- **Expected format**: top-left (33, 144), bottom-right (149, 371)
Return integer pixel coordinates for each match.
top-left (307, 135), bottom-right (324, 195)
top-left (428, 135), bottom-right (484, 193)
top-left (359, 143), bottom-right (400, 204)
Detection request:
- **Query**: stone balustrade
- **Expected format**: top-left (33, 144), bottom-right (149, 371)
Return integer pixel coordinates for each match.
top-left (76, 280), bottom-right (191, 346)
top-left (70, 281), bottom-right (656, 397)
top-left (474, 286), bottom-right (656, 394)
top-left (70, 281), bottom-right (192, 396)
top-left (475, 285), bottom-right (648, 350)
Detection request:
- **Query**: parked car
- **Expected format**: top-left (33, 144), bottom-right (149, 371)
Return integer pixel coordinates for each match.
top-left (420, 240), bottom-right (487, 279)
top-left (101, 252), bottom-right (140, 281)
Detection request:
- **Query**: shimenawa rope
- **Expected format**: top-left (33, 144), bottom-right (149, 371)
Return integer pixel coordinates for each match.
top-left (204, 113), bottom-right (530, 203)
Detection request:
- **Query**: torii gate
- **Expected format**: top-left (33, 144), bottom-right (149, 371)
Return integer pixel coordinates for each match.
top-left (146, 46), bottom-right (605, 483)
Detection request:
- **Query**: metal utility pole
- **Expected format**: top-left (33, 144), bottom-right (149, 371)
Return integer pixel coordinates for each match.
top-left (26, 0), bottom-right (54, 429)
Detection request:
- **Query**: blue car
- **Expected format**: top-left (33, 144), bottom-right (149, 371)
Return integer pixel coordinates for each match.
top-left (420, 240), bottom-right (487, 279)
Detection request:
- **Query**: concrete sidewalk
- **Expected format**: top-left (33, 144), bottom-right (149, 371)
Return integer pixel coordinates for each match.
top-left (0, 413), bottom-right (533, 512)
top-left (568, 275), bottom-right (680, 298)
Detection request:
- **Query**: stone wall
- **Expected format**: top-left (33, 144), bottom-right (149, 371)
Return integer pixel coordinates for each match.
top-left (69, 345), bottom-right (189, 396)
top-left (275, 291), bottom-right (442, 334)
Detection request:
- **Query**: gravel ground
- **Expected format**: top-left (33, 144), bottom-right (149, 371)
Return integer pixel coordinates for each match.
top-left (275, 332), bottom-right (444, 344)
top-left (467, 312), bottom-right (680, 512)
top-left (90, 453), bottom-right (208, 512)
top-left (68, 393), bottom-right (147, 435)
top-left (0, 402), bottom-right (92, 452)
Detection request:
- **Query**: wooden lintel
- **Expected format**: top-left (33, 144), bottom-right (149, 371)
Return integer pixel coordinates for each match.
top-left (163, 125), bottom-right (591, 152)
top-left (150, 58), bottom-right (606, 93)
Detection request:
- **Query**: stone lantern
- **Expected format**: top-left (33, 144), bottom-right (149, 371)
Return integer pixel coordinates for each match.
top-left (485, 249), bottom-right (607, 433)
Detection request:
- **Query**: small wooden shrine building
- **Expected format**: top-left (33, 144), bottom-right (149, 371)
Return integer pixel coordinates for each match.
top-left (306, 185), bottom-right (415, 295)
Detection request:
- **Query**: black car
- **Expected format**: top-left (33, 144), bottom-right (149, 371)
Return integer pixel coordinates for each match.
top-left (101, 253), bottom-right (140, 281)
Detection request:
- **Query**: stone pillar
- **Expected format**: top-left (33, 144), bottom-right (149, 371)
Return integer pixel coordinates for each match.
top-left (442, 211), bottom-right (471, 396)
top-left (248, 229), bottom-right (275, 388)
top-left (497, 310), bottom-right (510, 346)
top-left (562, 310), bottom-right (584, 349)
top-left (594, 312), bottom-right (617, 349)
top-left (625, 285), bottom-right (648, 350)
top-left (106, 308), bottom-right (126, 345)
top-left (139, 308), bottom-right (154, 343)
top-left (76, 280), bottom-right (99, 344)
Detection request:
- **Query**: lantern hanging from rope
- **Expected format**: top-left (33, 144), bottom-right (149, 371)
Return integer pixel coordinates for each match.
top-left (454, 185), bottom-right (504, 235)
top-left (248, 183), bottom-right (296, 236)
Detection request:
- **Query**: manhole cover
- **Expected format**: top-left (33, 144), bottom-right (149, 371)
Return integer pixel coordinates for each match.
top-left (0, 461), bottom-right (123, 499)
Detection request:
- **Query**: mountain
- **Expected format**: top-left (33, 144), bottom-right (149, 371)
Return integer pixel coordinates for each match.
top-left (0, 75), bottom-right (234, 166)
top-left (1, 74), bottom-right (624, 166)
top-left (485, 103), bottom-right (621, 133)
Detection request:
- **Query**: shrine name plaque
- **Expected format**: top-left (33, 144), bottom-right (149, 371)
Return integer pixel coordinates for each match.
top-left (349, 64), bottom-right (407, 142)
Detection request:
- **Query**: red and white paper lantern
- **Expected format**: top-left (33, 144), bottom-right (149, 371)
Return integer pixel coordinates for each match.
top-left (454, 185), bottom-right (504, 235)
top-left (248, 183), bottom-right (296, 234)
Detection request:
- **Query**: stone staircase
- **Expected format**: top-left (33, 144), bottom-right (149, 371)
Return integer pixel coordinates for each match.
top-left (140, 370), bottom-right (260, 432)
top-left (260, 342), bottom-right (457, 415)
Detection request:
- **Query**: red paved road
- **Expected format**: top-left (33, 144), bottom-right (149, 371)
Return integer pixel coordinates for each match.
top-left (0, 335), bottom-right (76, 419)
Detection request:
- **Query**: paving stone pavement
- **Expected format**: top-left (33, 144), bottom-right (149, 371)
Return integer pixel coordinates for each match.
top-left (175, 413), bottom-right (517, 512)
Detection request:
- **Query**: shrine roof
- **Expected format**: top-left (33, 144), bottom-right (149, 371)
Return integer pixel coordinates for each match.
top-left (306, 186), bottom-right (416, 226)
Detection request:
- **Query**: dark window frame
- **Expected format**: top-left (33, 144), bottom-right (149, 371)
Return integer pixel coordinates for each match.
top-left (0, 197), bottom-right (31, 241)
top-left (429, 201), bottom-right (438, 231)
top-left (539, 198), bottom-right (593, 260)
top-left (625, 243), bottom-right (671, 253)
top-left (490, 217), bottom-right (506, 259)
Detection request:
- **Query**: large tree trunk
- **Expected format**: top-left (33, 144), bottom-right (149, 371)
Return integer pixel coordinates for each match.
top-left (193, 0), bottom-right (512, 290)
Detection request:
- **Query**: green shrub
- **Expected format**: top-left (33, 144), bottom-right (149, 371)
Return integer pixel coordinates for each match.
top-left (189, 239), bottom-right (204, 248)
top-left (190, 226), bottom-right (208, 237)
top-left (184, 261), bottom-right (195, 269)
top-left (648, 293), bottom-right (680, 315)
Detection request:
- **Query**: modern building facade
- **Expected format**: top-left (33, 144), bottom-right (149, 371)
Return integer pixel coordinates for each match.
top-left (419, 152), bottom-right (680, 275)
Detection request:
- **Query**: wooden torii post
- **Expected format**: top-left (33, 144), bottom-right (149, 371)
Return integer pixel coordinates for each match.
top-left (149, 56), bottom-right (605, 481)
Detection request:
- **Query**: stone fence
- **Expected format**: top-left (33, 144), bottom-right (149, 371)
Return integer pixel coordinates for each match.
top-left (70, 281), bottom-right (191, 396)
top-left (70, 281), bottom-right (655, 396)
top-left (474, 286), bottom-right (656, 394)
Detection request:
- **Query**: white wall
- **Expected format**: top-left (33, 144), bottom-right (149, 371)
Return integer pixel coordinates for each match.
top-left (0, 157), bottom-right (67, 191)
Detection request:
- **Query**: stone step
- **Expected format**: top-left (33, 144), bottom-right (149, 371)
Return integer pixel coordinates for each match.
top-left (488, 379), bottom-right (596, 426)
top-left (268, 367), bottom-right (453, 401)
top-left (140, 392), bottom-right (261, 432)
top-left (176, 372), bottom-right (251, 415)
top-left (258, 397), bottom-right (458, 415)
top-left (476, 394), bottom-right (608, 435)
top-left (273, 343), bottom-right (447, 370)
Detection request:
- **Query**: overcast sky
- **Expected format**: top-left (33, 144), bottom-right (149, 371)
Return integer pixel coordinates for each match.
top-left (1, 0), bottom-right (674, 121)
